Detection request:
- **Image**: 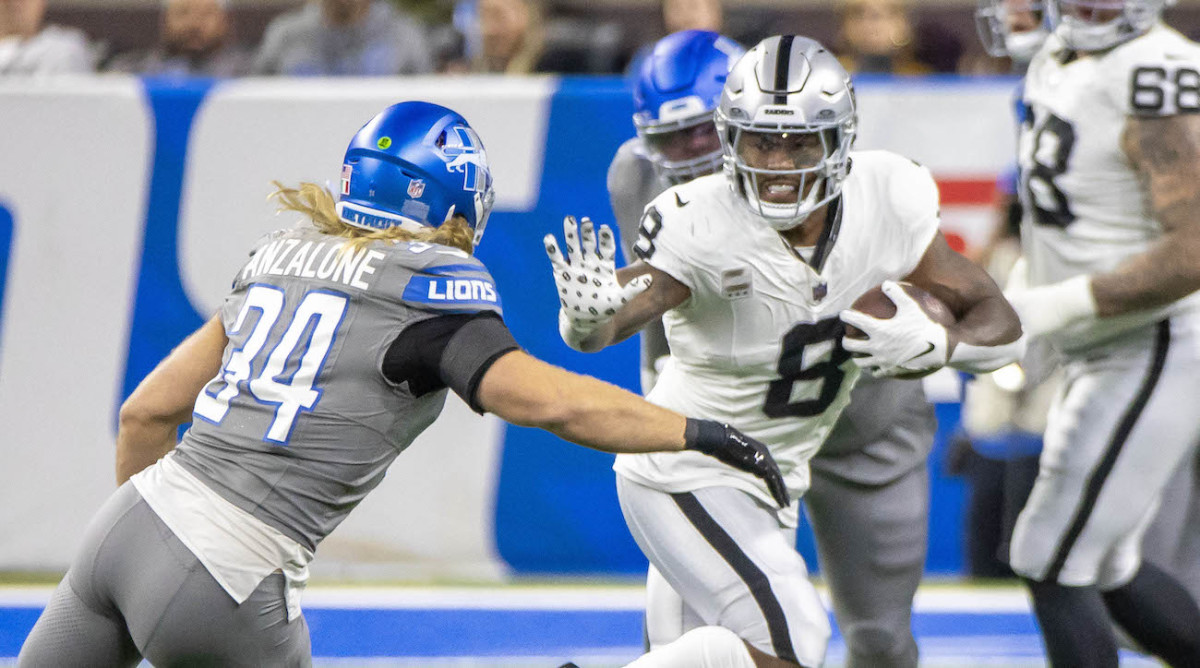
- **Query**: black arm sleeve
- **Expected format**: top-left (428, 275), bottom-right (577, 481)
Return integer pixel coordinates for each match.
top-left (381, 312), bottom-right (519, 413)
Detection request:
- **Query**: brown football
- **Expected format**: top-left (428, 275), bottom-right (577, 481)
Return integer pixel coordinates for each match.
top-left (844, 282), bottom-right (956, 379)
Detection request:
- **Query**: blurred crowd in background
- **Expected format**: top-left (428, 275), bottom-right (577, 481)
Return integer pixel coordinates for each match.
top-left (7, 0), bottom-right (1175, 79)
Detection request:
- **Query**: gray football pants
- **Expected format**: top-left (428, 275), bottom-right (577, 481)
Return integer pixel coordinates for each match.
top-left (18, 482), bottom-right (312, 667)
top-left (805, 461), bottom-right (926, 668)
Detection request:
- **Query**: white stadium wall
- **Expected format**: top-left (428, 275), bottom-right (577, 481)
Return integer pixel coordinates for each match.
top-left (0, 74), bottom-right (1019, 577)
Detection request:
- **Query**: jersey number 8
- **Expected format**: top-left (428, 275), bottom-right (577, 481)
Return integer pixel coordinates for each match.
top-left (764, 318), bottom-right (852, 418)
top-left (1022, 111), bottom-right (1077, 229)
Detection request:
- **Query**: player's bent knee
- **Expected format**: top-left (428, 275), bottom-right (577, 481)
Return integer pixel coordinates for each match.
top-left (843, 623), bottom-right (918, 668)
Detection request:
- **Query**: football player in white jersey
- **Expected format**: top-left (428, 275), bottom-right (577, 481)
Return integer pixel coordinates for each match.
top-left (545, 36), bottom-right (1023, 668)
top-left (606, 29), bottom-right (939, 668)
top-left (1004, 1), bottom-right (1200, 665)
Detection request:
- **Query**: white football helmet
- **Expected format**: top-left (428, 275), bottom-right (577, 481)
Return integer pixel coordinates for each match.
top-left (715, 35), bottom-right (856, 230)
top-left (1047, 0), bottom-right (1171, 51)
top-left (976, 0), bottom-right (1050, 60)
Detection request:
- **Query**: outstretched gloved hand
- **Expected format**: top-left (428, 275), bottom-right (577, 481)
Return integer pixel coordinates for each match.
top-left (544, 216), bottom-right (651, 350)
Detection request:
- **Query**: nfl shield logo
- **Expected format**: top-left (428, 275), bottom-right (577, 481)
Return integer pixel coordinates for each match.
top-left (407, 179), bottom-right (426, 198)
top-left (340, 164), bottom-right (352, 195)
top-left (812, 282), bottom-right (828, 302)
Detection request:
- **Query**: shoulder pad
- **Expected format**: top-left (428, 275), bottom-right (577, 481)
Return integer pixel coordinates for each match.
top-left (1109, 27), bottom-right (1200, 117)
top-left (396, 244), bottom-right (502, 314)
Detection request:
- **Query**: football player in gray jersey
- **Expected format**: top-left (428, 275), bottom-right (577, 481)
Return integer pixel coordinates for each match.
top-left (17, 101), bottom-right (789, 667)
top-left (605, 30), bottom-right (936, 668)
top-left (1001, 0), bottom-right (1200, 665)
top-left (549, 36), bottom-right (1022, 668)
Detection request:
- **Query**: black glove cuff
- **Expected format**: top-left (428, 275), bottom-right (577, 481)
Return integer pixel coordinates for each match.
top-left (683, 418), bottom-right (725, 456)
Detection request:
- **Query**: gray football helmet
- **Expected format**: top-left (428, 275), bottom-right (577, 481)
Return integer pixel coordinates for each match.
top-left (1048, 0), bottom-right (1170, 51)
top-left (716, 35), bottom-right (856, 230)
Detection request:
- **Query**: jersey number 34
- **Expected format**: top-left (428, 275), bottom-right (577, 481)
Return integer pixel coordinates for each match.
top-left (194, 285), bottom-right (349, 444)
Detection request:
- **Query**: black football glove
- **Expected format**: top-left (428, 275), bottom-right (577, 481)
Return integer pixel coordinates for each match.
top-left (684, 418), bottom-right (790, 508)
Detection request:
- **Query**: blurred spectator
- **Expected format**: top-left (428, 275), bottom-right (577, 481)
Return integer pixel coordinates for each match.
top-left (626, 0), bottom-right (724, 75)
top-left (913, 19), bottom-right (963, 73)
top-left (0, 0), bottom-right (94, 75)
top-left (107, 0), bottom-right (250, 77)
top-left (663, 0), bottom-right (722, 34)
top-left (253, 0), bottom-right (433, 76)
top-left (473, 0), bottom-right (544, 73)
top-left (835, 0), bottom-right (929, 75)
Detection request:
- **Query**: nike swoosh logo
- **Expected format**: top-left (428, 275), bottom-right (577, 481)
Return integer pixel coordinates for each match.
top-left (902, 342), bottom-right (936, 365)
top-left (675, 193), bottom-right (689, 207)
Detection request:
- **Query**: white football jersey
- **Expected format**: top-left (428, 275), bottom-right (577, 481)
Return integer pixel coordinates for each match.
top-left (613, 151), bottom-right (941, 510)
top-left (1020, 24), bottom-right (1200, 354)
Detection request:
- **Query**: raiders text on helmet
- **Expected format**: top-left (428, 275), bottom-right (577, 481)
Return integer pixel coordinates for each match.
top-left (716, 35), bottom-right (857, 230)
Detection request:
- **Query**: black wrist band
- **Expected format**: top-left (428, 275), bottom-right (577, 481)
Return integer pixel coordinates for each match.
top-left (683, 418), bottom-right (724, 455)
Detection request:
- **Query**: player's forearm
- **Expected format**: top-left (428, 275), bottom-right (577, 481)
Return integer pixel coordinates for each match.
top-left (544, 376), bottom-right (687, 454)
top-left (1089, 233), bottom-right (1200, 317)
top-left (115, 416), bottom-right (179, 484)
top-left (946, 294), bottom-right (1024, 374)
top-left (478, 351), bottom-right (686, 453)
top-left (949, 293), bottom-right (1023, 349)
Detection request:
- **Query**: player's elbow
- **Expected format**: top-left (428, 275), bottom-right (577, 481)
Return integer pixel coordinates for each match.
top-left (117, 395), bottom-right (178, 434)
top-left (474, 352), bottom-right (579, 432)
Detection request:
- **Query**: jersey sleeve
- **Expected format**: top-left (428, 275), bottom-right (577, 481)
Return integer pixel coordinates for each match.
top-left (1110, 28), bottom-right (1200, 118)
top-left (887, 157), bottom-right (943, 277)
top-left (381, 312), bottom-right (519, 413)
top-left (608, 139), bottom-right (658, 264)
top-left (389, 247), bottom-right (505, 317)
top-left (632, 188), bottom-right (703, 291)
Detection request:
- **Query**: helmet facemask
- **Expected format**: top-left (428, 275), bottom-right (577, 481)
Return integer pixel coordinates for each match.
top-left (718, 119), bottom-right (855, 230)
top-left (1049, 0), bottom-right (1165, 51)
top-left (636, 110), bottom-right (725, 185)
top-left (976, 0), bottom-right (1049, 59)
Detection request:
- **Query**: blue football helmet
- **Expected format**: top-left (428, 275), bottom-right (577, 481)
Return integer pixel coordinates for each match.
top-left (632, 30), bottom-right (745, 184)
top-left (337, 101), bottom-right (496, 245)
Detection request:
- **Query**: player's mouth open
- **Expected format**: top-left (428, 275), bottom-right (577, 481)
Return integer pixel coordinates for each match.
top-left (759, 179), bottom-right (801, 203)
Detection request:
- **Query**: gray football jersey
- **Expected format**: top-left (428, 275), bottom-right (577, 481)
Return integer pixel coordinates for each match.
top-left (174, 227), bottom-right (503, 551)
top-left (607, 139), bottom-right (934, 485)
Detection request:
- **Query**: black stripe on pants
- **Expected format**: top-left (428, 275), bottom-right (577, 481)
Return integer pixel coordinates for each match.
top-left (671, 492), bottom-right (800, 665)
top-left (1044, 320), bottom-right (1172, 583)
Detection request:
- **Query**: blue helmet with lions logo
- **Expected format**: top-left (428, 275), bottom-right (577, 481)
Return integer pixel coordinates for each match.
top-left (337, 101), bottom-right (496, 245)
top-left (632, 30), bottom-right (745, 184)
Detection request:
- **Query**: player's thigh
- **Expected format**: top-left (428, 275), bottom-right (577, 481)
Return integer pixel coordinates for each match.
top-left (84, 487), bottom-right (311, 665)
top-left (19, 484), bottom-right (148, 667)
top-left (645, 563), bottom-right (705, 650)
top-left (805, 464), bottom-right (926, 641)
top-left (1011, 335), bottom-right (1200, 585)
top-left (617, 476), bottom-right (830, 667)
top-left (142, 571), bottom-right (311, 667)
top-left (17, 577), bottom-right (140, 668)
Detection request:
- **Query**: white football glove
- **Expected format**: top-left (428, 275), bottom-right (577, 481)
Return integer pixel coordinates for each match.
top-left (544, 216), bottom-right (651, 350)
top-left (841, 281), bottom-right (949, 377)
top-left (1004, 274), bottom-right (1097, 338)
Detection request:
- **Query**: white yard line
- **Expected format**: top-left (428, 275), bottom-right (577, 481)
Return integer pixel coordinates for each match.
top-left (0, 583), bottom-right (1032, 612)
